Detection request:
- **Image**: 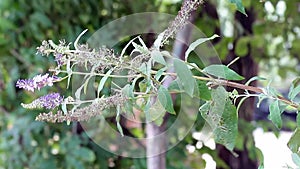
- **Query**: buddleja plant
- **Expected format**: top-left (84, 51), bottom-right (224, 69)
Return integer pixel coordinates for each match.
top-left (16, 0), bottom-right (300, 168)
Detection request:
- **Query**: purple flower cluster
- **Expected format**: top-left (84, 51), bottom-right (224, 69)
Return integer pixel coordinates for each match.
top-left (16, 73), bottom-right (59, 92)
top-left (54, 53), bottom-right (65, 66)
top-left (39, 93), bottom-right (63, 109)
top-left (21, 93), bottom-right (63, 109)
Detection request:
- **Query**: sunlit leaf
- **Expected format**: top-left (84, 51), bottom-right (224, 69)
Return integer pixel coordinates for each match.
top-left (203, 64), bottom-right (244, 80)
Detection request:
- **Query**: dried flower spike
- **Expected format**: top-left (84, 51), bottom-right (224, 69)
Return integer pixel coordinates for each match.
top-left (162, 0), bottom-right (204, 45)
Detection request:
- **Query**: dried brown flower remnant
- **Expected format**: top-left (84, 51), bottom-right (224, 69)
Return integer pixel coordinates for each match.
top-left (36, 93), bottom-right (127, 122)
top-left (74, 45), bottom-right (121, 73)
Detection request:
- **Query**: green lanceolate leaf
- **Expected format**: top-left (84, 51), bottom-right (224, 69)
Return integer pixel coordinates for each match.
top-left (173, 58), bottom-right (196, 97)
top-left (245, 76), bottom-right (266, 86)
top-left (122, 84), bottom-right (134, 98)
top-left (75, 75), bottom-right (92, 100)
top-left (200, 86), bottom-right (238, 151)
top-left (120, 36), bottom-right (139, 57)
top-left (122, 84), bottom-right (134, 115)
top-left (214, 99), bottom-right (238, 151)
top-left (228, 0), bottom-right (247, 16)
top-left (149, 99), bottom-right (166, 126)
top-left (74, 29), bottom-right (88, 50)
top-left (203, 64), bottom-right (244, 80)
top-left (168, 78), bottom-right (181, 92)
top-left (97, 69), bottom-right (113, 98)
top-left (185, 34), bottom-right (219, 61)
top-left (151, 50), bottom-right (166, 65)
top-left (153, 31), bottom-right (165, 49)
top-left (288, 83), bottom-right (300, 101)
top-left (61, 102), bottom-right (68, 115)
top-left (158, 86), bottom-right (175, 114)
top-left (288, 129), bottom-right (300, 155)
top-left (116, 105), bottom-right (124, 137)
top-left (132, 42), bottom-right (149, 55)
top-left (268, 100), bottom-right (282, 129)
top-left (154, 67), bottom-right (167, 80)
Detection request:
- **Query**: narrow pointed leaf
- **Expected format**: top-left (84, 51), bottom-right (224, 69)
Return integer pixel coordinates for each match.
top-left (185, 34), bottom-right (219, 61)
top-left (158, 86), bottom-right (175, 114)
top-left (245, 76), bottom-right (266, 86)
top-left (173, 58), bottom-right (195, 97)
top-left (268, 100), bottom-right (282, 129)
top-left (153, 31), bottom-right (165, 49)
top-left (288, 84), bottom-right (300, 101)
top-left (203, 64), bottom-right (244, 80)
top-left (97, 69), bottom-right (113, 97)
top-left (151, 50), bottom-right (166, 65)
top-left (61, 102), bottom-right (68, 115)
top-left (149, 100), bottom-right (165, 126)
top-left (120, 36), bottom-right (139, 57)
top-left (116, 105), bottom-right (124, 137)
top-left (74, 29), bottom-right (88, 50)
